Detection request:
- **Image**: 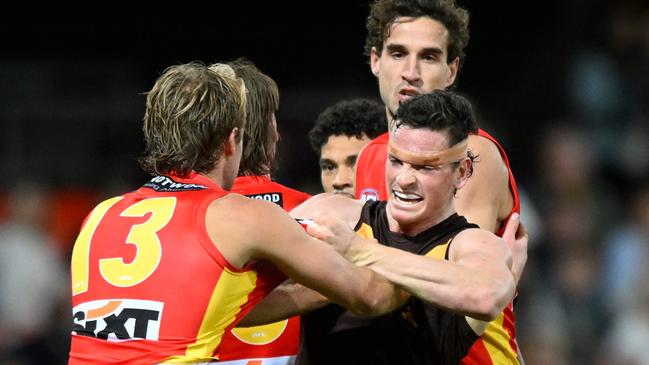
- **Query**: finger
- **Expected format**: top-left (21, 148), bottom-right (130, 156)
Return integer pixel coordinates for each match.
top-left (515, 221), bottom-right (529, 240)
top-left (502, 212), bottom-right (520, 240)
top-left (312, 210), bottom-right (331, 224)
top-left (305, 222), bottom-right (331, 241)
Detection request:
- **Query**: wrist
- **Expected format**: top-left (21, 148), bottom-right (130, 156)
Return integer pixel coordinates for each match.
top-left (346, 237), bottom-right (379, 266)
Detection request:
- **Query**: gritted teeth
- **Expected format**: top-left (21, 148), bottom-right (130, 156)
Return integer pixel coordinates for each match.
top-left (394, 190), bottom-right (422, 202)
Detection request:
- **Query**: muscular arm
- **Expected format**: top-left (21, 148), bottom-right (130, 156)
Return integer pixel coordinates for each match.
top-left (209, 194), bottom-right (406, 317)
top-left (346, 222), bottom-right (520, 322)
top-left (238, 280), bottom-right (329, 326)
top-left (455, 134), bottom-right (512, 233)
top-left (240, 194), bottom-right (381, 325)
top-left (290, 192), bottom-right (365, 229)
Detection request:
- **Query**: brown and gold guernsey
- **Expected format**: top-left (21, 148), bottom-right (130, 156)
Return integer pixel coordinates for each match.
top-left (354, 129), bottom-right (522, 365)
top-left (69, 173), bottom-right (287, 364)
top-left (296, 200), bottom-right (479, 365)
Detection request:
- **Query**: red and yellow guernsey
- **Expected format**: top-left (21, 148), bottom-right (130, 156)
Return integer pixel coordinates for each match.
top-left (354, 128), bottom-right (521, 365)
top-left (218, 175), bottom-right (310, 365)
top-left (69, 173), bottom-right (286, 364)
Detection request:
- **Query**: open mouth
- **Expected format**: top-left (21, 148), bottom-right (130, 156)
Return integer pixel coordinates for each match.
top-left (393, 190), bottom-right (423, 204)
top-left (399, 88), bottom-right (419, 97)
top-left (397, 90), bottom-right (418, 105)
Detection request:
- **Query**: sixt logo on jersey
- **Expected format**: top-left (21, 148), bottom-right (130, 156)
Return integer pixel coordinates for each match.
top-left (143, 176), bottom-right (208, 192)
top-left (72, 299), bottom-right (163, 341)
top-left (245, 192), bottom-right (283, 207)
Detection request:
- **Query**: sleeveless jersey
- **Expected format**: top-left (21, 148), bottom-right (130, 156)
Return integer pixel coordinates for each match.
top-left (354, 129), bottom-right (522, 364)
top-left (69, 173), bottom-right (287, 364)
top-left (296, 201), bottom-right (479, 365)
top-left (354, 132), bottom-right (389, 203)
top-left (218, 175), bottom-right (311, 365)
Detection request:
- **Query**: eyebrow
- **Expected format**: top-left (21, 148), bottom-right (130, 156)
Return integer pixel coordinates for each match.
top-left (388, 153), bottom-right (433, 169)
top-left (385, 43), bottom-right (444, 57)
top-left (345, 155), bottom-right (359, 166)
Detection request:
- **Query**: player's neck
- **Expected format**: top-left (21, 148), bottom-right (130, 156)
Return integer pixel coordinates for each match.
top-left (202, 168), bottom-right (229, 189)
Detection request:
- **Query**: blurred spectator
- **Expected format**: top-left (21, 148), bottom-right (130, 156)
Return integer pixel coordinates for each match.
top-left (0, 182), bottom-right (69, 364)
top-left (518, 125), bottom-right (614, 364)
top-left (47, 189), bottom-right (98, 258)
top-left (598, 179), bottom-right (649, 365)
top-left (567, 0), bottom-right (649, 177)
top-left (603, 276), bottom-right (649, 365)
top-left (601, 180), bottom-right (649, 311)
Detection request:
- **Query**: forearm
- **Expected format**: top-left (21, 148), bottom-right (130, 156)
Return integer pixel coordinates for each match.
top-left (238, 281), bottom-right (330, 326)
top-left (343, 267), bottom-right (410, 317)
top-left (349, 242), bottom-right (514, 321)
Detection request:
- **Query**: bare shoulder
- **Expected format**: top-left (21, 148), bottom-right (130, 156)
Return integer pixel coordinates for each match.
top-left (290, 193), bottom-right (364, 227)
top-left (290, 193), bottom-right (362, 217)
top-left (455, 227), bottom-right (500, 243)
top-left (206, 193), bottom-right (298, 268)
top-left (451, 227), bottom-right (508, 257)
top-left (463, 134), bottom-right (513, 227)
top-left (469, 134), bottom-right (507, 175)
top-left (210, 193), bottom-right (286, 225)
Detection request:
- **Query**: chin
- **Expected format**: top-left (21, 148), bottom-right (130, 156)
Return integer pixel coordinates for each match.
top-left (391, 215), bottom-right (422, 235)
top-left (388, 203), bottom-right (421, 225)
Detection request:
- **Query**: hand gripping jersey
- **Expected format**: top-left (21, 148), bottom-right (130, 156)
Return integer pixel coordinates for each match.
top-left (354, 129), bottom-right (521, 364)
top-left (218, 175), bottom-right (311, 365)
top-left (69, 173), bottom-right (286, 364)
top-left (296, 201), bottom-right (480, 365)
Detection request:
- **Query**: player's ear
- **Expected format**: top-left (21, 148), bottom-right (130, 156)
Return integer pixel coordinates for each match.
top-left (445, 57), bottom-right (460, 87)
top-left (224, 127), bottom-right (240, 156)
top-left (454, 157), bottom-right (472, 190)
top-left (370, 47), bottom-right (381, 77)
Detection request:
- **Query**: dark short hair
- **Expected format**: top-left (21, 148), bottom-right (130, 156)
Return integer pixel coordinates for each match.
top-left (139, 62), bottom-right (246, 177)
top-left (394, 90), bottom-right (478, 146)
top-left (309, 99), bottom-right (388, 154)
top-left (365, 0), bottom-right (470, 83)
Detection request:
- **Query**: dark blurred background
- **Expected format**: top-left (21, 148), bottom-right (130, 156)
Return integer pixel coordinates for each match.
top-left (1, 1), bottom-right (648, 364)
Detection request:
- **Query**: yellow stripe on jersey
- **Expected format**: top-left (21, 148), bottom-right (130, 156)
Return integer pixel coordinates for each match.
top-left (71, 196), bottom-right (124, 296)
top-left (423, 238), bottom-right (519, 364)
top-left (163, 267), bottom-right (259, 363)
top-left (424, 240), bottom-right (450, 259)
top-left (481, 313), bottom-right (519, 364)
top-left (356, 223), bottom-right (375, 240)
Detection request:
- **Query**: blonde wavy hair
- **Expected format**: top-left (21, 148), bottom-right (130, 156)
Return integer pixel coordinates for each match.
top-left (140, 62), bottom-right (247, 177)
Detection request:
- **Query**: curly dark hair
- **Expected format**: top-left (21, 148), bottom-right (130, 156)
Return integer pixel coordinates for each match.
top-left (309, 99), bottom-right (388, 154)
top-left (365, 0), bottom-right (470, 82)
top-left (228, 58), bottom-right (280, 176)
top-left (139, 62), bottom-right (246, 177)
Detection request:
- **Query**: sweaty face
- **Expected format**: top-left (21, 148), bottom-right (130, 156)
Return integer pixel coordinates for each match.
top-left (371, 16), bottom-right (459, 118)
top-left (319, 134), bottom-right (372, 198)
top-left (385, 126), bottom-right (458, 235)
